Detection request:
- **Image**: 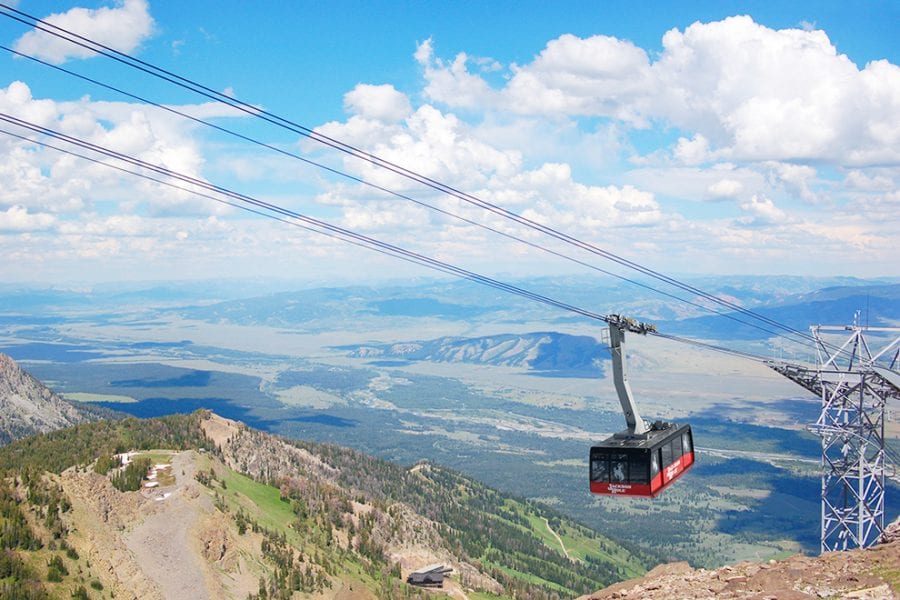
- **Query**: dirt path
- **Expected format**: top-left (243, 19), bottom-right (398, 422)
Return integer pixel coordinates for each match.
top-left (125, 452), bottom-right (213, 600)
top-left (543, 517), bottom-right (572, 560)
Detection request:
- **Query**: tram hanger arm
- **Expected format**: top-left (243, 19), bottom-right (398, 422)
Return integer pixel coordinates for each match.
top-left (606, 314), bottom-right (656, 437)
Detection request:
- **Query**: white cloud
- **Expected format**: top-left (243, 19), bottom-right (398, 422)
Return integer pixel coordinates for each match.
top-left (415, 39), bottom-right (499, 111)
top-left (416, 17), bottom-right (900, 167)
top-left (0, 81), bottom-right (228, 216)
top-left (764, 162), bottom-right (819, 203)
top-left (626, 164), bottom-right (765, 203)
top-left (57, 214), bottom-right (145, 236)
top-left (502, 34), bottom-right (653, 124)
top-left (316, 103), bottom-right (521, 192)
top-left (650, 16), bottom-right (900, 164)
top-left (737, 194), bottom-right (789, 227)
top-left (0, 80), bottom-right (56, 126)
top-left (844, 170), bottom-right (895, 192)
top-left (706, 178), bottom-right (744, 200)
top-left (314, 97), bottom-right (667, 244)
top-left (12, 0), bottom-right (155, 65)
top-left (0, 205), bottom-right (56, 231)
top-left (3, 13), bottom-right (896, 281)
top-left (344, 84), bottom-right (412, 123)
top-left (503, 163), bottom-right (664, 229)
top-left (673, 134), bottom-right (712, 165)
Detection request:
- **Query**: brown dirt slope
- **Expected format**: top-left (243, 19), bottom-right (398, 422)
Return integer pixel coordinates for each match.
top-left (60, 450), bottom-right (260, 600)
top-left (580, 526), bottom-right (900, 600)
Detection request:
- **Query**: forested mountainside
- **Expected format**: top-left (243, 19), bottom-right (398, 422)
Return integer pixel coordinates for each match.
top-left (0, 352), bottom-right (92, 445)
top-left (0, 411), bottom-right (649, 599)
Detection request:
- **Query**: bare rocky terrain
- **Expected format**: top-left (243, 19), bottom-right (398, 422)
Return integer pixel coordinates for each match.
top-left (0, 352), bottom-right (87, 443)
top-left (580, 527), bottom-right (900, 600)
top-left (59, 449), bottom-right (259, 600)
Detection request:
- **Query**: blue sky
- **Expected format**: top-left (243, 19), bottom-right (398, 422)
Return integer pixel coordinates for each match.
top-left (0, 1), bottom-right (897, 283)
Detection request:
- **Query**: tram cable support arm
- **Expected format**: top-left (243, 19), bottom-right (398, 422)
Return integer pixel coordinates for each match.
top-left (606, 314), bottom-right (657, 437)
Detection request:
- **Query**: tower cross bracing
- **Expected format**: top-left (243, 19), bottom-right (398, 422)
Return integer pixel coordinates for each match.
top-left (769, 323), bottom-right (900, 552)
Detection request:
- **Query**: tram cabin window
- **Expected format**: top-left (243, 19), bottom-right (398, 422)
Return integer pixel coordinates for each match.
top-left (661, 440), bottom-right (673, 467)
top-left (630, 455), bottom-right (649, 485)
top-left (591, 453), bottom-right (609, 482)
top-left (610, 453), bottom-right (628, 482)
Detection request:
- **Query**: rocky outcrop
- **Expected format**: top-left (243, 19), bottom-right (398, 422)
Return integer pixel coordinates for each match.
top-left (580, 524), bottom-right (900, 600)
top-left (0, 352), bottom-right (87, 444)
top-left (59, 470), bottom-right (163, 600)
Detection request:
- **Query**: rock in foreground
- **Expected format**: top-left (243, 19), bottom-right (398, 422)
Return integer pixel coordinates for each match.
top-left (580, 531), bottom-right (900, 600)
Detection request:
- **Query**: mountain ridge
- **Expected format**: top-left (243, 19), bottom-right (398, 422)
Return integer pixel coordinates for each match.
top-left (341, 331), bottom-right (608, 376)
top-left (0, 352), bottom-right (91, 444)
top-left (0, 410), bottom-right (648, 599)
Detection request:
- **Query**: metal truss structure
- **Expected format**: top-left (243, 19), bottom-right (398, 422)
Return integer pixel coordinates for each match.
top-left (769, 322), bottom-right (900, 552)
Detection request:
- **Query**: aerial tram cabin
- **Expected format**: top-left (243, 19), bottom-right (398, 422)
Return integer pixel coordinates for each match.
top-left (589, 315), bottom-right (695, 498)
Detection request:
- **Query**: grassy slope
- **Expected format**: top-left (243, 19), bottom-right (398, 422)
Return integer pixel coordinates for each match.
top-left (208, 455), bottom-right (455, 599)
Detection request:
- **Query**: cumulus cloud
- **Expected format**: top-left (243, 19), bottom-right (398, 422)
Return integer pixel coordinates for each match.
top-left (415, 39), bottom-right (499, 111)
top-left (764, 162), bottom-right (819, 203)
top-left (651, 17), bottom-right (900, 165)
top-left (502, 34), bottom-right (653, 124)
top-left (314, 94), bottom-right (668, 241)
top-left (844, 170), bottom-right (895, 192)
top-left (3, 13), bottom-right (896, 280)
top-left (0, 81), bottom-right (241, 218)
top-left (0, 205), bottom-right (56, 231)
top-left (417, 16), bottom-right (900, 167)
top-left (12, 0), bottom-right (155, 64)
top-left (737, 194), bottom-right (789, 227)
top-left (317, 102), bottom-right (521, 192)
top-left (706, 178), bottom-right (744, 200)
top-left (626, 164), bottom-right (765, 203)
top-left (344, 84), bottom-right (412, 123)
top-left (57, 214), bottom-right (145, 236)
top-left (673, 134), bottom-right (712, 165)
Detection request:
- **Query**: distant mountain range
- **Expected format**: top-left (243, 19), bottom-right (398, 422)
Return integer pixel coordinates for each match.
top-left (0, 353), bottom-right (92, 444)
top-left (341, 331), bottom-right (609, 376)
top-left (663, 283), bottom-right (900, 339)
top-left (2, 276), bottom-right (896, 332)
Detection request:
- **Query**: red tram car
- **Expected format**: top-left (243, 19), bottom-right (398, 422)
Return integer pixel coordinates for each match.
top-left (589, 315), bottom-right (696, 498)
top-left (590, 423), bottom-right (694, 497)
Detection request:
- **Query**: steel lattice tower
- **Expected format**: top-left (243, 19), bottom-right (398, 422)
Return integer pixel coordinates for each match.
top-left (769, 323), bottom-right (900, 552)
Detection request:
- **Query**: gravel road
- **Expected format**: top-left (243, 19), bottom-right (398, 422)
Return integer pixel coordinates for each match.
top-left (125, 452), bottom-right (213, 600)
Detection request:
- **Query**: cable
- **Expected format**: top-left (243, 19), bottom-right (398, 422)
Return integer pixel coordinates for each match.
top-left (649, 332), bottom-right (768, 363)
top-left (0, 3), bottom-right (835, 351)
top-left (0, 42), bottom-right (808, 346)
top-left (0, 113), bottom-right (615, 325)
top-left (0, 113), bottom-right (779, 367)
top-left (4, 5), bottom-right (877, 368)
